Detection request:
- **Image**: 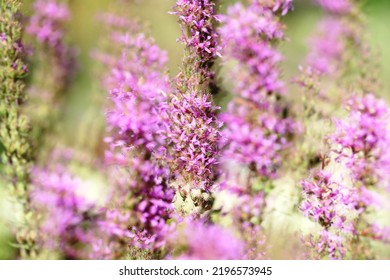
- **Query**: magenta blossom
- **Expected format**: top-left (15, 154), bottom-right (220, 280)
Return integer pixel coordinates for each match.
top-left (27, 0), bottom-right (76, 90)
top-left (331, 94), bottom-right (390, 187)
top-left (219, 0), bottom-right (295, 179)
top-left (31, 168), bottom-right (95, 259)
top-left (27, 0), bottom-right (70, 46)
top-left (300, 170), bottom-right (354, 232)
top-left (306, 18), bottom-right (349, 75)
top-left (101, 15), bottom-right (175, 251)
top-left (305, 230), bottom-right (347, 259)
top-left (316, 0), bottom-right (352, 14)
top-left (172, 0), bottom-right (221, 64)
top-left (161, 92), bottom-right (223, 191)
top-left (165, 0), bottom-right (223, 193)
top-left (177, 221), bottom-right (245, 260)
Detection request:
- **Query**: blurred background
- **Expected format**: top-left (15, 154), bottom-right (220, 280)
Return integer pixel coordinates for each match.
top-left (0, 0), bottom-right (389, 259)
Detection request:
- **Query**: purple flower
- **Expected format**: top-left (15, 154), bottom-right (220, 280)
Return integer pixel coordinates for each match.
top-left (27, 0), bottom-right (70, 46)
top-left (300, 95), bottom-right (390, 259)
top-left (249, 0), bottom-right (294, 16)
top-left (164, 0), bottom-right (223, 194)
top-left (315, 0), bottom-right (352, 14)
top-left (27, 0), bottom-right (76, 91)
top-left (161, 92), bottom-right (223, 191)
top-left (219, 0), bottom-right (295, 179)
top-left (331, 94), bottom-right (390, 188)
top-left (233, 193), bottom-right (268, 259)
top-left (300, 170), bottom-right (354, 232)
top-left (329, 94), bottom-right (390, 250)
top-left (172, 0), bottom-right (221, 65)
top-left (127, 160), bottom-right (175, 250)
top-left (100, 16), bottom-right (175, 252)
top-left (222, 104), bottom-right (295, 178)
top-left (306, 18), bottom-right (349, 75)
top-left (0, 32), bottom-right (7, 42)
top-left (370, 224), bottom-right (390, 244)
top-left (305, 230), bottom-right (347, 259)
top-left (31, 168), bottom-right (96, 259)
top-left (105, 34), bottom-right (169, 151)
top-left (273, 0), bottom-right (294, 15)
top-left (175, 220), bottom-right (245, 260)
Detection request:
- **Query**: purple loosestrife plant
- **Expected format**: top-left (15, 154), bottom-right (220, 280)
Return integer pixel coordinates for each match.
top-left (297, 0), bottom-right (390, 258)
top-left (219, 0), bottom-right (295, 256)
top-left (31, 168), bottom-right (97, 259)
top-left (295, 0), bottom-right (380, 187)
top-left (300, 169), bottom-right (355, 259)
top-left (293, 3), bottom-right (360, 176)
top-left (232, 192), bottom-right (268, 259)
top-left (311, 0), bottom-right (380, 94)
top-left (90, 208), bottom-right (132, 260)
top-left (299, 95), bottom-right (390, 259)
top-left (331, 95), bottom-right (390, 186)
top-left (27, 0), bottom-right (75, 93)
top-left (96, 12), bottom-right (175, 257)
top-left (163, 0), bottom-right (223, 217)
top-left (219, 0), bottom-right (295, 180)
top-left (306, 18), bottom-right (350, 76)
top-left (26, 0), bottom-right (76, 160)
top-left (0, 0), bottom-right (35, 258)
top-left (91, 13), bottom-right (142, 260)
top-left (294, 19), bottom-right (352, 186)
top-left (330, 94), bottom-right (390, 257)
top-left (172, 0), bottom-right (221, 89)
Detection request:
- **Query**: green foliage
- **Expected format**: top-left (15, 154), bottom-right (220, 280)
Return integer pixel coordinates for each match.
top-left (0, 0), bottom-right (35, 258)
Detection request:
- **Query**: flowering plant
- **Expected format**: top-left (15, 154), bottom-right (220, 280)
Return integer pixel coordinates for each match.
top-left (0, 0), bottom-right (389, 260)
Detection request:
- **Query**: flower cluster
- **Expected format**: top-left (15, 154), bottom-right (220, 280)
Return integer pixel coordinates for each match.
top-left (331, 94), bottom-right (390, 186)
top-left (172, 0), bottom-right (220, 84)
top-left (31, 169), bottom-right (96, 259)
top-left (300, 170), bottom-right (354, 231)
top-left (126, 160), bottom-right (175, 250)
top-left (300, 169), bottom-right (355, 259)
top-left (305, 230), bottom-right (347, 260)
top-left (27, 0), bottom-right (70, 47)
top-left (316, 0), bottom-right (352, 14)
top-left (101, 15), bottom-right (175, 252)
top-left (2, 0), bottom-right (390, 261)
top-left (217, 0), bottom-right (295, 260)
top-left (233, 193), bottom-right (267, 259)
top-left (257, 0), bottom-right (294, 16)
top-left (329, 95), bottom-right (390, 253)
top-left (161, 92), bottom-right (223, 191)
top-left (90, 209), bottom-right (132, 259)
top-left (27, 0), bottom-right (75, 92)
top-left (219, 0), bottom-right (295, 179)
top-left (311, 0), bottom-right (379, 94)
top-left (306, 18), bottom-right (349, 75)
top-left (175, 221), bottom-right (245, 260)
top-left (371, 224), bottom-right (390, 244)
top-left (299, 94), bottom-right (390, 259)
top-left (164, 0), bottom-right (223, 196)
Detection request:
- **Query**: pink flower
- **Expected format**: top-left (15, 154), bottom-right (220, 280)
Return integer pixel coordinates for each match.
top-left (316, 0), bottom-right (352, 14)
top-left (219, 0), bottom-right (295, 179)
top-left (300, 170), bottom-right (354, 232)
top-left (31, 169), bottom-right (96, 259)
top-left (331, 94), bottom-right (390, 188)
top-left (176, 221), bottom-right (245, 260)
